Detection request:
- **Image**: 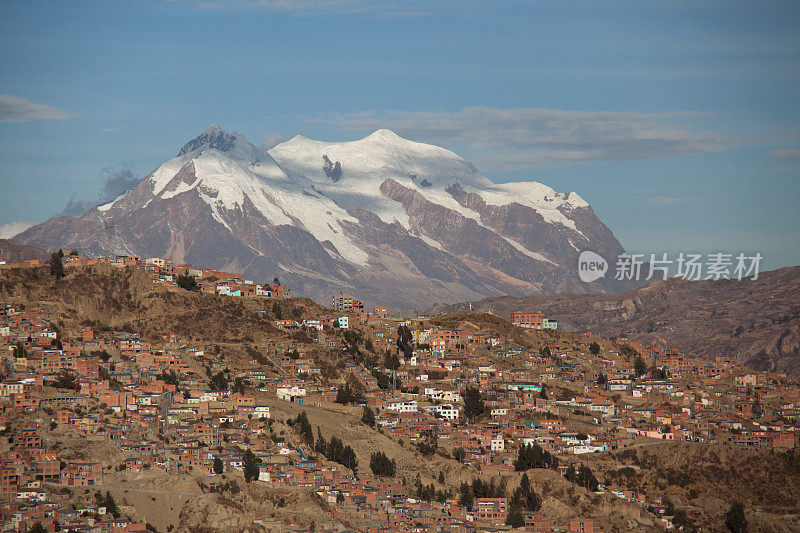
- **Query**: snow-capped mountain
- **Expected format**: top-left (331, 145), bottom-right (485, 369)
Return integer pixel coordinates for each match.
top-left (16, 125), bottom-right (642, 308)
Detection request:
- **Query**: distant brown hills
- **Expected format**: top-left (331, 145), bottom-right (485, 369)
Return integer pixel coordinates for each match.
top-left (431, 266), bottom-right (800, 376)
top-left (0, 238), bottom-right (49, 263)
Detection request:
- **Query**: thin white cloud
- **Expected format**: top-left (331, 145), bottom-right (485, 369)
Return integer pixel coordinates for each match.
top-left (772, 148), bottom-right (800, 159)
top-left (320, 106), bottom-right (733, 170)
top-left (649, 196), bottom-right (684, 205)
top-left (101, 125), bottom-right (124, 133)
top-left (0, 95), bottom-right (74, 123)
top-left (0, 221), bottom-right (36, 239)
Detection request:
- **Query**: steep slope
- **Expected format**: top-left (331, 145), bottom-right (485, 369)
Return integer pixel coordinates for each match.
top-left (430, 266), bottom-right (800, 376)
top-left (16, 125), bottom-right (642, 308)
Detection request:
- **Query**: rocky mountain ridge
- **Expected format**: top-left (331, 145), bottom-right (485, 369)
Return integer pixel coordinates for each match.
top-left (16, 125), bottom-right (643, 308)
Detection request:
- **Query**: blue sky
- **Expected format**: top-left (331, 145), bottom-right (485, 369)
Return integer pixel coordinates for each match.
top-left (1, 0), bottom-right (799, 271)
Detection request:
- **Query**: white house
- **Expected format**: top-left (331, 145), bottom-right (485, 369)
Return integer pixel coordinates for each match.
top-left (490, 435), bottom-right (505, 452)
top-left (0, 380), bottom-right (24, 397)
top-left (277, 386), bottom-right (306, 402)
top-left (427, 403), bottom-right (460, 420)
top-left (589, 399), bottom-right (615, 417)
top-left (303, 319), bottom-right (323, 331)
top-left (254, 406), bottom-right (271, 419)
top-left (387, 400), bottom-right (417, 413)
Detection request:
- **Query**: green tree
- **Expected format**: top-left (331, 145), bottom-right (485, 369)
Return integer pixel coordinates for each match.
top-left (384, 350), bottom-right (400, 371)
top-left (243, 448), bottom-right (259, 483)
top-left (540, 346), bottom-right (551, 357)
top-left (458, 482), bottom-right (475, 511)
top-left (294, 411), bottom-right (314, 445)
top-left (575, 464), bottom-right (599, 491)
top-left (463, 385), bottom-right (485, 421)
top-left (319, 435), bottom-right (358, 471)
top-left (213, 457), bottom-right (224, 475)
top-left (673, 510), bottom-right (689, 529)
top-left (176, 274), bottom-right (199, 291)
top-left (597, 373), bottom-right (608, 386)
top-left (105, 491), bottom-right (120, 518)
top-left (209, 371), bottom-right (228, 391)
top-left (505, 508), bottom-right (525, 528)
top-left (514, 443), bottom-right (558, 471)
top-left (416, 430), bottom-right (438, 456)
top-left (634, 355), bottom-right (648, 378)
top-left (335, 382), bottom-right (363, 405)
top-left (361, 406), bottom-right (376, 427)
top-left (725, 501), bottom-right (747, 533)
top-left (12, 342), bottom-right (26, 358)
top-left (27, 523), bottom-right (47, 533)
top-left (157, 369), bottom-right (179, 386)
top-left (335, 383), bottom-right (353, 404)
top-left (53, 369), bottom-right (80, 391)
top-left (589, 341), bottom-right (600, 355)
top-left (519, 473), bottom-right (540, 510)
top-left (315, 428), bottom-right (327, 455)
top-left (396, 325), bottom-right (414, 357)
top-left (507, 471), bottom-right (541, 525)
top-left (49, 249), bottom-right (65, 278)
top-left (272, 301), bottom-right (282, 320)
top-left (564, 463), bottom-right (577, 483)
top-left (369, 451), bottom-right (396, 477)
top-left (453, 447), bottom-right (466, 463)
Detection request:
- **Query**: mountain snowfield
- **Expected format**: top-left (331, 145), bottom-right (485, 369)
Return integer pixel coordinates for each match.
top-left (17, 125), bottom-right (640, 308)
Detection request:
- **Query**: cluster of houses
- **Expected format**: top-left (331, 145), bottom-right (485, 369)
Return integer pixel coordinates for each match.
top-left (0, 258), bottom-right (798, 532)
top-left (510, 313), bottom-right (558, 331)
top-left (0, 253), bottom-right (289, 300)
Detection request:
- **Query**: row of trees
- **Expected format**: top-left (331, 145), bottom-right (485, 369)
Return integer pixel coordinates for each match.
top-left (458, 477), bottom-right (506, 511)
top-left (413, 473), bottom-right (452, 502)
top-left (513, 443), bottom-right (559, 471)
top-left (290, 411), bottom-right (359, 472)
top-left (335, 382), bottom-right (365, 405)
top-left (314, 431), bottom-right (358, 471)
top-left (506, 473), bottom-right (542, 527)
top-left (564, 463), bottom-right (599, 492)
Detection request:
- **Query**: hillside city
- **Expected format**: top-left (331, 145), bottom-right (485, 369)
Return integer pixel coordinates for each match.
top-left (0, 252), bottom-right (796, 533)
